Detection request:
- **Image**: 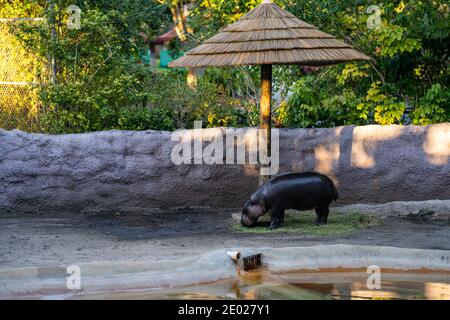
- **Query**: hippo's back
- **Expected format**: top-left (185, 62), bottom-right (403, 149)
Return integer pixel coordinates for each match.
top-left (264, 172), bottom-right (338, 209)
top-left (269, 172), bottom-right (330, 184)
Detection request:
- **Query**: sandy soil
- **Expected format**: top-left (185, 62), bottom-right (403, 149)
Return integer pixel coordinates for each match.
top-left (0, 201), bottom-right (449, 269)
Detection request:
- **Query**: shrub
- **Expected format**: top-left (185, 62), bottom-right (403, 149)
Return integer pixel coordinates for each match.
top-left (411, 84), bottom-right (450, 125)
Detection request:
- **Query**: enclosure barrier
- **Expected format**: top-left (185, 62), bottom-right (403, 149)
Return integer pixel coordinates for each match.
top-left (0, 123), bottom-right (449, 214)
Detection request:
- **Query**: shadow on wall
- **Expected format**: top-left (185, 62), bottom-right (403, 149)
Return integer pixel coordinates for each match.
top-left (282, 124), bottom-right (450, 204)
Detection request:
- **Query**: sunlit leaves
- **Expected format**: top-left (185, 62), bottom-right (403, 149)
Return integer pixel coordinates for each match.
top-left (370, 24), bottom-right (421, 58)
top-left (336, 63), bottom-right (369, 85)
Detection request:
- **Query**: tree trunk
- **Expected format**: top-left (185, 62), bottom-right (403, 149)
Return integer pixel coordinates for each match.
top-left (187, 68), bottom-right (197, 88)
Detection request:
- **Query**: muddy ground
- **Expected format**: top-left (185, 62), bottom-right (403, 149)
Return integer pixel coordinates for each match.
top-left (1, 202), bottom-right (449, 269)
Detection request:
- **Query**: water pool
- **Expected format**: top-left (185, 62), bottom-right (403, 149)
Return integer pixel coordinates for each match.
top-left (67, 268), bottom-right (450, 300)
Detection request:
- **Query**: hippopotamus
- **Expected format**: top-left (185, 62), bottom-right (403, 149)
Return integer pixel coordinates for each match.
top-left (241, 172), bottom-right (339, 229)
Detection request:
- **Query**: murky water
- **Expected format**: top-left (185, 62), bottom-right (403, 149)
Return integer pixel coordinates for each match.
top-left (69, 269), bottom-right (450, 300)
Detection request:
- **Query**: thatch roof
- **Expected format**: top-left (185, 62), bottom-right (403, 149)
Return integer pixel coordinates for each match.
top-left (170, 1), bottom-right (370, 68)
top-left (153, 28), bottom-right (177, 45)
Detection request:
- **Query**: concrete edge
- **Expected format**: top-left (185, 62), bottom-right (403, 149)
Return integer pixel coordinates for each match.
top-left (0, 244), bottom-right (449, 298)
top-left (332, 199), bottom-right (450, 219)
top-left (260, 244), bottom-right (450, 272)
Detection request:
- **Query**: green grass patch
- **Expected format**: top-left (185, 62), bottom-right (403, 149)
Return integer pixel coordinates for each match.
top-left (231, 211), bottom-right (382, 237)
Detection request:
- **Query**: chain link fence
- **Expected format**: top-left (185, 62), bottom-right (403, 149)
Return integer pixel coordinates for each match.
top-left (0, 18), bottom-right (48, 132)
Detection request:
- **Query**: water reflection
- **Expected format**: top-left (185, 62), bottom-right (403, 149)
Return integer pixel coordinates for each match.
top-left (70, 269), bottom-right (450, 300)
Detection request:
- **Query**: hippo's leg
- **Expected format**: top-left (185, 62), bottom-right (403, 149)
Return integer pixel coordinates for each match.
top-left (314, 208), bottom-right (322, 226)
top-left (269, 207), bottom-right (284, 230)
top-left (315, 206), bottom-right (329, 225)
top-left (279, 209), bottom-right (285, 225)
top-left (319, 206), bottom-right (329, 225)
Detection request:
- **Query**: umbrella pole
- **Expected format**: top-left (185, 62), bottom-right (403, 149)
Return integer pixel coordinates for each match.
top-left (259, 64), bottom-right (272, 185)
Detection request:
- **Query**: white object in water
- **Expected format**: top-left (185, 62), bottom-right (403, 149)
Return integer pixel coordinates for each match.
top-left (226, 251), bottom-right (241, 261)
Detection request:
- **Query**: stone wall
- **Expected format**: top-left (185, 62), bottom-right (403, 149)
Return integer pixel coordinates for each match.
top-left (1, 123), bottom-right (449, 214)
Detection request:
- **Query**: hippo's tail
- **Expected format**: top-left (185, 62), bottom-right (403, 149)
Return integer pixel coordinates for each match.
top-left (333, 184), bottom-right (339, 201)
top-left (319, 173), bottom-right (339, 201)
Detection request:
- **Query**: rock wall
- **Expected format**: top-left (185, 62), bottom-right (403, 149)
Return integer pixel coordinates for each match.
top-left (1, 124), bottom-right (449, 214)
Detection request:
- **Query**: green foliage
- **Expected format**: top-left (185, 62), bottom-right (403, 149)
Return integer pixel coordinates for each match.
top-left (41, 66), bottom-right (251, 132)
top-left (275, 77), bottom-right (322, 128)
top-left (2, 0), bottom-right (449, 133)
top-left (371, 24), bottom-right (422, 58)
top-left (321, 89), bottom-right (367, 126)
top-left (232, 211), bottom-right (383, 236)
top-left (203, 66), bottom-right (260, 100)
top-left (268, 0), bottom-right (448, 127)
top-left (336, 63), bottom-right (369, 85)
top-left (0, 0), bottom-right (44, 18)
top-left (146, 69), bottom-right (250, 129)
top-left (411, 84), bottom-right (450, 125)
top-left (6, 1), bottom-right (257, 133)
top-left (365, 82), bottom-right (406, 125)
top-left (117, 106), bottom-right (175, 131)
top-left (276, 76), bottom-right (361, 128)
top-left (5, 0), bottom-right (175, 133)
top-left (41, 99), bottom-right (176, 134)
top-left (41, 108), bottom-right (90, 134)
top-left (276, 77), bottom-right (410, 128)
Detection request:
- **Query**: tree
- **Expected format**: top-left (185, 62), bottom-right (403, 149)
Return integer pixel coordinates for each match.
top-left (176, 0), bottom-right (449, 127)
top-left (7, 0), bottom-right (174, 132)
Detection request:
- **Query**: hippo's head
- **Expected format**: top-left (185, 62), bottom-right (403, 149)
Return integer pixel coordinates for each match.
top-left (241, 200), bottom-right (264, 227)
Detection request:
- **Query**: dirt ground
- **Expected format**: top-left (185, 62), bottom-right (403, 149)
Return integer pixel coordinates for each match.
top-left (1, 202), bottom-right (449, 269)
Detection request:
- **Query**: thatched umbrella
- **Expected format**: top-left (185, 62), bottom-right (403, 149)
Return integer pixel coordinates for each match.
top-left (170, 0), bottom-right (369, 182)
